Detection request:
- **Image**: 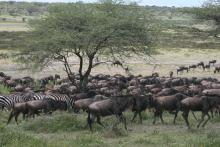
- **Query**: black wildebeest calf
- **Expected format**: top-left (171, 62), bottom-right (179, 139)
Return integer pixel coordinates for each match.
top-left (87, 95), bottom-right (133, 131)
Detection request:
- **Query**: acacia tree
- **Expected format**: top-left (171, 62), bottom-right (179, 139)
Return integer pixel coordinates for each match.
top-left (16, 0), bottom-right (156, 91)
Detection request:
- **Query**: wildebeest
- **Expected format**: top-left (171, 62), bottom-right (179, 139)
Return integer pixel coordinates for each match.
top-left (203, 64), bottom-right (210, 71)
top-left (209, 60), bottom-right (217, 66)
top-left (214, 66), bottom-right (220, 73)
top-left (7, 102), bottom-right (28, 124)
top-left (73, 95), bottom-right (107, 113)
top-left (169, 71), bottom-right (173, 78)
top-left (155, 88), bottom-right (179, 97)
top-left (87, 95), bottom-right (134, 131)
top-left (189, 65), bottom-right (197, 71)
top-left (197, 61), bottom-right (204, 68)
top-left (180, 95), bottom-right (220, 129)
top-left (152, 93), bottom-right (187, 124)
top-left (131, 94), bottom-right (153, 123)
top-left (177, 66), bottom-right (188, 74)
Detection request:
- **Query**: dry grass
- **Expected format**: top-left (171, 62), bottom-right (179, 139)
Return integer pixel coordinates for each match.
top-left (0, 48), bottom-right (220, 79)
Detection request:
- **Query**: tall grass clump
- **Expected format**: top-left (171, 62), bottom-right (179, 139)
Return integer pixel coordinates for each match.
top-left (0, 84), bottom-right (13, 95)
top-left (22, 112), bottom-right (86, 133)
top-left (0, 127), bottom-right (49, 147)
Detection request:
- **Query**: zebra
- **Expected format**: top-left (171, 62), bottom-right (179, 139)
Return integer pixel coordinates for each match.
top-left (45, 93), bottom-right (75, 111)
top-left (0, 92), bottom-right (47, 110)
top-left (0, 94), bottom-right (26, 110)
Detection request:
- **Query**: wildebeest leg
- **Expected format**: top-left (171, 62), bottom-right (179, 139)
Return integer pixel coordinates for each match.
top-left (120, 114), bottom-right (127, 130)
top-left (191, 112), bottom-right (197, 121)
top-left (15, 112), bottom-right (20, 125)
top-left (87, 112), bottom-right (93, 131)
top-left (7, 110), bottom-right (15, 125)
top-left (138, 112), bottom-right (142, 124)
top-left (210, 110), bottom-right (214, 119)
top-left (113, 115), bottom-right (121, 129)
top-left (97, 116), bottom-right (104, 128)
top-left (159, 112), bottom-right (164, 124)
top-left (153, 111), bottom-right (157, 124)
top-left (197, 112), bottom-right (205, 128)
top-left (173, 110), bottom-right (178, 124)
top-left (131, 112), bottom-right (138, 122)
top-left (182, 110), bottom-right (190, 129)
top-left (22, 112), bottom-right (26, 120)
top-left (202, 112), bottom-right (210, 128)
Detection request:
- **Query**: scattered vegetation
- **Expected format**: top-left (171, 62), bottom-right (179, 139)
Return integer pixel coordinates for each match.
top-left (0, 84), bottom-right (13, 95)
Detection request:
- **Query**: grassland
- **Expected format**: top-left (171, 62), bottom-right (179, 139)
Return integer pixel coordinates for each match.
top-left (1, 48), bottom-right (220, 80)
top-left (1, 110), bottom-right (220, 147)
top-left (0, 3), bottom-right (220, 147)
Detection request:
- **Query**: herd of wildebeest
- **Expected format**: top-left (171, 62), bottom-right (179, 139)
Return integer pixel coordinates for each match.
top-left (175, 60), bottom-right (219, 75)
top-left (0, 60), bottom-right (220, 131)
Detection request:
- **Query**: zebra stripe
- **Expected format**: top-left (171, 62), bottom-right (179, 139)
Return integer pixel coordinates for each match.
top-left (46, 93), bottom-right (74, 110)
top-left (0, 94), bottom-right (25, 110)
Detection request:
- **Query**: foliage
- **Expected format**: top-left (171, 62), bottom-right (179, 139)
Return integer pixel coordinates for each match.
top-left (15, 1), bottom-right (157, 91)
top-left (0, 84), bottom-right (13, 95)
top-left (0, 1), bottom-right (48, 16)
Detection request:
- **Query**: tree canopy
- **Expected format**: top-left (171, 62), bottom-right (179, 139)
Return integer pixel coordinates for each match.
top-left (16, 0), bottom-right (157, 91)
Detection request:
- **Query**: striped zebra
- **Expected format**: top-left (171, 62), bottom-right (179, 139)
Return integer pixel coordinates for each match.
top-left (46, 93), bottom-right (75, 110)
top-left (0, 92), bottom-right (47, 110)
top-left (0, 94), bottom-right (26, 110)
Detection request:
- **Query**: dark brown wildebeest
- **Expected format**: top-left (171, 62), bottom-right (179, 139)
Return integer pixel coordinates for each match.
top-left (189, 65), bottom-right (197, 71)
top-left (131, 94), bottom-right (153, 123)
top-left (155, 88), bottom-right (179, 97)
top-left (203, 64), bottom-right (210, 71)
top-left (7, 102), bottom-right (28, 124)
top-left (209, 60), bottom-right (217, 66)
top-left (152, 93), bottom-right (187, 124)
top-left (73, 95), bottom-right (107, 113)
top-left (180, 95), bottom-right (220, 129)
top-left (187, 85), bottom-right (203, 97)
top-left (177, 66), bottom-right (188, 74)
top-left (197, 61), bottom-right (204, 68)
top-left (169, 71), bottom-right (173, 78)
top-left (87, 95), bottom-right (134, 131)
top-left (214, 66), bottom-right (220, 74)
top-left (26, 98), bottom-right (57, 117)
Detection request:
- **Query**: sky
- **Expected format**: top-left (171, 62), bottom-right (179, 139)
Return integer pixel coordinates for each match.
top-left (0, 0), bottom-right (207, 7)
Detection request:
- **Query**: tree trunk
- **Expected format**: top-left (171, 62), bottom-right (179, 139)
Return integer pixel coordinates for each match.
top-left (79, 56), bottom-right (93, 92)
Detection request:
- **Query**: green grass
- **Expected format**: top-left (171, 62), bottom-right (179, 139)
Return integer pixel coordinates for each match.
top-left (1, 110), bottom-right (219, 147)
top-left (0, 84), bottom-right (13, 95)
